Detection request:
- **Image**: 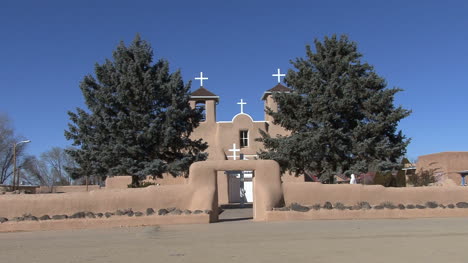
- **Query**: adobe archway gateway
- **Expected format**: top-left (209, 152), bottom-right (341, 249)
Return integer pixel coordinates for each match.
top-left (188, 160), bottom-right (283, 222)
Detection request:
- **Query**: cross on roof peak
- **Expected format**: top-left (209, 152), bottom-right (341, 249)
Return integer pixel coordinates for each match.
top-left (272, 68), bottom-right (285, 83)
top-left (195, 72), bottom-right (208, 87)
top-left (237, 99), bottom-right (247, 114)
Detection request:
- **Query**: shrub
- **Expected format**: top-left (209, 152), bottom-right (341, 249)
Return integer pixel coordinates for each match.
top-left (395, 169), bottom-right (406, 187)
top-left (360, 172), bottom-right (376, 185)
top-left (407, 169), bottom-right (436, 187)
top-left (374, 171), bottom-right (397, 187)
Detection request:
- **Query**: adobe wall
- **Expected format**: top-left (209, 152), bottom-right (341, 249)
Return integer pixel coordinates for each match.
top-left (0, 214), bottom-right (210, 232)
top-left (105, 174), bottom-right (188, 189)
top-left (282, 173), bottom-right (305, 183)
top-left (0, 185), bottom-right (38, 194)
top-left (283, 182), bottom-right (468, 206)
top-left (266, 208), bottom-right (468, 221)
top-left (37, 185), bottom-right (101, 193)
top-left (0, 160), bottom-right (281, 225)
top-left (0, 185), bottom-right (194, 219)
top-left (217, 172), bottom-right (229, 205)
top-left (417, 152), bottom-right (468, 185)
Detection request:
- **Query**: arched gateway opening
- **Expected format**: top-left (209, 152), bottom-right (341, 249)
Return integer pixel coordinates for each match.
top-left (188, 160), bottom-right (283, 222)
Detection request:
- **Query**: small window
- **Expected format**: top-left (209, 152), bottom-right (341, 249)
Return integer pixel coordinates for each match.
top-left (195, 101), bottom-right (206, 122)
top-left (240, 130), bottom-right (248, 148)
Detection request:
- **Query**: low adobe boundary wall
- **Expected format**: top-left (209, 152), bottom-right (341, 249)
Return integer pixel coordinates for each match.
top-left (282, 183), bottom-right (468, 206)
top-left (266, 208), bottom-right (468, 221)
top-left (37, 185), bottom-right (101, 193)
top-left (0, 214), bottom-right (209, 232)
top-left (264, 182), bottom-right (468, 222)
top-left (0, 185), bottom-right (195, 219)
top-left (0, 160), bottom-right (282, 231)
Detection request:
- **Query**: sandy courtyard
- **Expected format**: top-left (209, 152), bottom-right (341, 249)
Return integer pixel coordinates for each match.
top-left (0, 217), bottom-right (467, 263)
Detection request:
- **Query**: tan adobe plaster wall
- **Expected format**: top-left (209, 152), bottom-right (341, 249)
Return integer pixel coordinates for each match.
top-left (283, 182), bottom-right (468, 206)
top-left (217, 172), bottom-right (229, 205)
top-left (0, 185), bottom-right (194, 219)
top-left (0, 160), bottom-right (282, 223)
top-left (266, 208), bottom-right (468, 222)
top-left (37, 185), bottom-right (101, 193)
top-left (417, 152), bottom-right (468, 185)
top-left (0, 214), bottom-right (210, 233)
top-left (105, 174), bottom-right (188, 189)
top-left (0, 185), bottom-right (38, 194)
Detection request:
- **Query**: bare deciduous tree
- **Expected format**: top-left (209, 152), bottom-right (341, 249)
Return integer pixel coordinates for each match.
top-left (0, 113), bottom-right (28, 184)
top-left (22, 147), bottom-right (76, 190)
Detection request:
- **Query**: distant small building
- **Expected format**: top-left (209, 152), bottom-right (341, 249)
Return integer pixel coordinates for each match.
top-left (417, 152), bottom-right (468, 185)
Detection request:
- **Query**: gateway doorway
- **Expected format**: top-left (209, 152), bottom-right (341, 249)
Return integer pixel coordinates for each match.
top-left (219, 170), bottom-right (254, 222)
top-left (226, 170), bottom-right (253, 205)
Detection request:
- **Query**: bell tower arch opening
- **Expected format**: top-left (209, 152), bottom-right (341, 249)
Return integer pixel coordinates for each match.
top-left (189, 87), bottom-right (219, 123)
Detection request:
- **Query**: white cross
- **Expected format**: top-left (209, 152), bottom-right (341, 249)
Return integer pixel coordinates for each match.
top-left (272, 68), bottom-right (285, 83)
top-left (228, 143), bottom-right (240, 160)
top-left (237, 99), bottom-right (247, 114)
top-left (195, 72), bottom-right (208, 87)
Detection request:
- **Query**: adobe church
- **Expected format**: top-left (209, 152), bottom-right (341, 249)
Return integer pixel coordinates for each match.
top-left (187, 71), bottom-right (304, 205)
top-left (106, 70), bottom-right (304, 205)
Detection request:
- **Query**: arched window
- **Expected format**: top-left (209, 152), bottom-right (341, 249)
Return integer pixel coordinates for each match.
top-left (195, 101), bottom-right (206, 121)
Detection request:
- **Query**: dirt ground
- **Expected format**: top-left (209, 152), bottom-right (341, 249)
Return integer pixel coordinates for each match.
top-left (1, 217), bottom-right (467, 263)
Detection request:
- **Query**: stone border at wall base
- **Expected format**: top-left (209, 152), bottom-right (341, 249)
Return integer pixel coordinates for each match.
top-left (265, 209), bottom-right (468, 222)
top-left (0, 214), bottom-right (210, 233)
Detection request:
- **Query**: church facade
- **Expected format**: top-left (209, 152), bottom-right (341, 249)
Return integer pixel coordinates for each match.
top-left (188, 83), bottom-right (303, 205)
top-left (106, 71), bottom-right (304, 205)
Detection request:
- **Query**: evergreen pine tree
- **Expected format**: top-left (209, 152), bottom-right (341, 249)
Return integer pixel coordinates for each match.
top-left (65, 35), bottom-right (207, 184)
top-left (258, 35), bottom-right (410, 181)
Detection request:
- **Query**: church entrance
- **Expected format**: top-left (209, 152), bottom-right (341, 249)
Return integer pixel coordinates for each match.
top-left (226, 171), bottom-right (253, 205)
top-left (219, 170), bottom-right (254, 222)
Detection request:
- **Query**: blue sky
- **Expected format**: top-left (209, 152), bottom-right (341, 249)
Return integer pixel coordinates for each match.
top-left (1, 0), bottom-right (467, 161)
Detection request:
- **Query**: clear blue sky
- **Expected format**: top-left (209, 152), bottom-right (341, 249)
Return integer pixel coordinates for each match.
top-left (1, 0), bottom-right (467, 161)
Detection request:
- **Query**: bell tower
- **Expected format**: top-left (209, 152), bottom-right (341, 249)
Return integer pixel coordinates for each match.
top-left (190, 87), bottom-right (219, 123)
top-left (261, 83), bottom-right (291, 122)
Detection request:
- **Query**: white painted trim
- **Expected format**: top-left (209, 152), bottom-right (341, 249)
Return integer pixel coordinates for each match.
top-left (217, 120), bottom-right (267, 123)
top-left (216, 113), bottom-right (268, 123)
top-left (232, 113), bottom-right (254, 122)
